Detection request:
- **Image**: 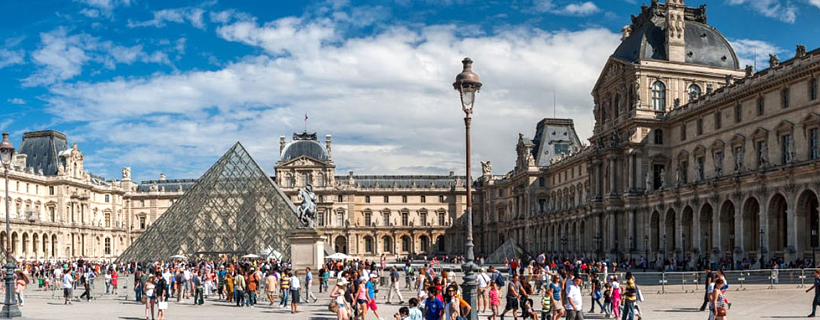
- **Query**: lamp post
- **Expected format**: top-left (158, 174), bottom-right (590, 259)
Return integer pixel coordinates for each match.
top-left (453, 57), bottom-right (482, 320)
top-left (0, 132), bottom-right (20, 318)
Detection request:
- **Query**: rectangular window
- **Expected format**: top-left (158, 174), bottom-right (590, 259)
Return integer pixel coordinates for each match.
top-left (139, 217), bottom-right (146, 229)
top-left (420, 195), bottom-right (426, 203)
top-left (782, 88), bottom-right (790, 108)
top-left (811, 128), bottom-right (820, 160)
top-left (697, 118), bottom-right (703, 135)
top-left (438, 212), bottom-right (445, 226)
top-left (782, 134), bottom-right (792, 164)
top-left (336, 213), bottom-right (344, 226)
top-left (696, 157), bottom-right (704, 180)
top-left (337, 195), bottom-right (343, 202)
top-left (104, 195), bottom-right (110, 203)
top-left (681, 161), bottom-right (689, 184)
top-left (736, 104), bottom-right (743, 123)
top-left (140, 200), bottom-right (145, 207)
top-left (383, 196), bottom-right (389, 203)
top-left (104, 238), bottom-right (111, 255)
top-left (365, 212), bottom-right (372, 226)
top-left (757, 97), bottom-right (764, 116)
top-left (439, 195), bottom-right (445, 202)
top-left (365, 196), bottom-right (370, 203)
top-left (318, 212), bottom-right (325, 226)
top-left (49, 186), bottom-right (55, 195)
top-left (538, 177), bottom-right (545, 187)
top-left (48, 207), bottom-right (56, 222)
top-left (318, 195), bottom-right (324, 203)
top-left (714, 111), bottom-right (722, 130)
top-left (654, 129), bottom-right (664, 145)
top-left (383, 212), bottom-right (390, 226)
top-left (538, 199), bottom-right (546, 213)
top-left (811, 78), bottom-right (818, 101)
top-left (402, 195), bottom-right (407, 203)
top-left (401, 212), bottom-right (408, 226)
top-left (681, 123), bottom-right (687, 141)
top-left (420, 212), bottom-right (427, 225)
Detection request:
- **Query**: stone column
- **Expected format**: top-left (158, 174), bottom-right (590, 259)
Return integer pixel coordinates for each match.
top-left (628, 153), bottom-right (635, 192)
top-left (787, 208), bottom-right (797, 261)
top-left (609, 156), bottom-right (617, 196)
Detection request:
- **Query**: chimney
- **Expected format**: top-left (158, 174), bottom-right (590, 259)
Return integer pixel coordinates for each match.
top-left (160, 173), bottom-right (166, 181)
top-left (326, 134), bottom-right (332, 160)
top-left (279, 136), bottom-right (286, 154)
top-left (665, 0), bottom-right (686, 63)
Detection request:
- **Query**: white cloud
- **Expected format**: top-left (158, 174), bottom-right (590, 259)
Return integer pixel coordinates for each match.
top-left (44, 12), bottom-right (620, 178)
top-left (24, 28), bottom-right (173, 86)
top-left (7, 98), bottom-right (25, 105)
top-left (128, 7), bottom-right (207, 29)
top-left (809, 0), bottom-right (820, 9)
top-left (533, 0), bottom-right (600, 16)
top-left (74, 0), bottom-right (132, 17)
top-left (730, 38), bottom-right (786, 71)
top-left (0, 49), bottom-right (24, 69)
top-left (727, 0), bottom-right (797, 23)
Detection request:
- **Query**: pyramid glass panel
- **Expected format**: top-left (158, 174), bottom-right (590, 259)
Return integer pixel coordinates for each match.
top-left (116, 142), bottom-right (298, 262)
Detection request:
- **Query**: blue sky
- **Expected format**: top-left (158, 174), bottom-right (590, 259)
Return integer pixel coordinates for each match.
top-left (1, 0), bottom-right (819, 182)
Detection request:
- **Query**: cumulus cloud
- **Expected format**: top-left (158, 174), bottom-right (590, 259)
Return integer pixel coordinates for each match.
top-left (533, 0), bottom-right (600, 16)
top-left (74, 0), bottom-right (132, 17)
top-left (24, 28), bottom-right (171, 86)
top-left (128, 7), bottom-right (207, 29)
top-left (809, 0), bottom-right (820, 9)
top-left (45, 11), bottom-right (620, 179)
top-left (727, 0), bottom-right (797, 23)
top-left (730, 38), bottom-right (786, 71)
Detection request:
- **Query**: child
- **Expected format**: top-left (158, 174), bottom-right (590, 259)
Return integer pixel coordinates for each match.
top-left (603, 283), bottom-right (612, 318)
top-left (540, 291), bottom-right (551, 320)
top-left (489, 282), bottom-right (500, 320)
top-left (521, 297), bottom-right (539, 320)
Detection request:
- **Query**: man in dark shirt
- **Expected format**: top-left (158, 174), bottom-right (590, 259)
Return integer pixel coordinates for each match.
top-left (805, 269), bottom-right (820, 317)
top-left (699, 267), bottom-right (714, 311)
top-left (500, 274), bottom-right (521, 320)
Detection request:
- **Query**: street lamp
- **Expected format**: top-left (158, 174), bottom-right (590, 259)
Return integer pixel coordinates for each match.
top-left (453, 57), bottom-right (482, 320)
top-left (0, 132), bottom-right (20, 318)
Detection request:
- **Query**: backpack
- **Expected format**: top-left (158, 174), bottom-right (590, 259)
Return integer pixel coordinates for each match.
top-left (495, 272), bottom-right (505, 287)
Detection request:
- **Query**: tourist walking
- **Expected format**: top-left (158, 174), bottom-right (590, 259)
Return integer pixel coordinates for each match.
top-left (620, 272), bottom-right (637, 320)
top-left (425, 287), bottom-right (444, 320)
top-left (709, 278), bottom-right (727, 320)
top-left (332, 278), bottom-right (352, 320)
top-left (79, 272), bottom-right (92, 301)
top-left (15, 271), bottom-right (26, 306)
top-left (806, 269), bottom-right (820, 317)
top-left (547, 275), bottom-right (564, 320)
top-left (192, 269), bottom-right (204, 305)
top-left (62, 267), bottom-right (75, 305)
top-left (588, 272), bottom-right (604, 314)
top-left (565, 277), bottom-right (584, 320)
top-left (225, 269), bottom-right (234, 302)
top-left (699, 268), bottom-right (714, 311)
top-left (155, 272), bottom-right (167, 320)
top-left (444, 286), bottom-right (462, 320)
top-left (291, 270), bottom-right (302, 313)
top-left (388, 266), bottom-right (405, 304)
top-left (266, 270), bottom-right (278, 305)
top-left (477, 268), bottom-right (490, 313)
top-left (306, 267), bottom-right (318, 303)
top-left (105, 271), bottom-right (112, 294)
top-left (234, 270), bottom-right (246, 307)
top-left (112, 270), bottom-right (119, 295)
top-left (364, 275), bottom-right (385, 320)
top-left (489, 282), bottom-right (500, 320)
top-left (144, 275), bottom-right (156, 320)
top-left (246, 268), bottom-right (258, 307)
top-left (280, 271), bottom-right (291, 308)
top-left (611, 275), bottom-right (621, 319)
top-left (500, 274), bottom-right (521, 320)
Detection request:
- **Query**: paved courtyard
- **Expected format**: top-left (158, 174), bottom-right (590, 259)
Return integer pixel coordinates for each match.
top-left (9, 283), bottom-right (819, 320)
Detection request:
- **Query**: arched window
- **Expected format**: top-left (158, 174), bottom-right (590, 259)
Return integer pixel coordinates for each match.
top-left (688, 84), bottom-right (701, 102)
top-left (652, 81), bottom-right (666, 111)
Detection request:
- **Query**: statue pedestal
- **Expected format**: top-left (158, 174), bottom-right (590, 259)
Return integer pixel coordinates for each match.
top-left (289, 229), bottom-right (325, 271)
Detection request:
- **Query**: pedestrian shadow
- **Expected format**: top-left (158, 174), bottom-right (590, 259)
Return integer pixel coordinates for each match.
top-left (656, 307), bottom-right (702, 312)
top-left (309, 317), bottom-right (335, 320)
top-left (119, 317), bottom-right (146, 320)
top-left (766, 317), bottom-right (811, 319)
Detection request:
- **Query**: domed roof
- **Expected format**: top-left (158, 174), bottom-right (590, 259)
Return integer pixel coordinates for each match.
top-left (280, 132), bottom-right (328, 162)
top-left (612, 3), bottom-right (739, 70)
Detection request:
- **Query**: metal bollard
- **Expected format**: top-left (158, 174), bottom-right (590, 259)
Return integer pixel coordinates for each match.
top-left (658, 272), bottom-right (667, 294)
top-left (798, 269), bottom-right (807, 288)
top-left (768, 274), bottom-right (776, 290)
top-left (737, 273), bottom-right (746, 291)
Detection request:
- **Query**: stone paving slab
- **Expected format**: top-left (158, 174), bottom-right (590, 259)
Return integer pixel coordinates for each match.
top-left (10, 283), bottom-right (820, 320)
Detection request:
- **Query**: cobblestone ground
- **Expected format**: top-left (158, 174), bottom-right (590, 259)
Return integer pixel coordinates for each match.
top-left (10, 280), bottom-right (820, 320)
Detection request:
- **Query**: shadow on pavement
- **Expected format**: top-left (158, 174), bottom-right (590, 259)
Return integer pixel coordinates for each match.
top-left (657, 307), bottom-right (703, 312)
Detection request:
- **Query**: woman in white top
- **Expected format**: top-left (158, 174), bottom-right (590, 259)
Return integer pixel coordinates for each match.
top-left (331, 279), bottom-right (351, 320)
top-left (144, 275), bottom-right (156, 320)
top-left (444, 286), bottom-right (461, 320)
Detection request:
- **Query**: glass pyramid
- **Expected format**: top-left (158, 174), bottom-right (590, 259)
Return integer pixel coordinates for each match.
top-left (485, 238), bottom-right (531, 264)
top-left (116, 142), bottom-right (298, 262)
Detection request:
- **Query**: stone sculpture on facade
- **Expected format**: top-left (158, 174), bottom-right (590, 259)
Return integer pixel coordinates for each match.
top-left (787, 138), bottom-right (796, 163)
top-left (735, 147), bottom-right (744, 172)
top-left (297, 183), bottom-right (317, 229)
top-left (715, 152), bottom-right (724, 176)
top-left (122, 167), bottom-right (131, 180)
top-left (645, 173), bottom-right (653, 193)
top-left (694, 160), bottom-right (702, 182)
top-left (481, 161), bottom-right (492, 176)
top-left (759, 141), bottom-right (769, 167)
top-left (660, 168), bottom-right (667, 189)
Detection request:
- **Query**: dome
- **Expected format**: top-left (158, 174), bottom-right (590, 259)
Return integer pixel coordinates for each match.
top-left (612, 3), bottom-right (739, 70)
top-left (280, 132), bottom-right (328, 162)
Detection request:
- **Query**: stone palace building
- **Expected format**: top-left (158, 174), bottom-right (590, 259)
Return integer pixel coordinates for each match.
top-left (476, 0), bottom-right (820, 266)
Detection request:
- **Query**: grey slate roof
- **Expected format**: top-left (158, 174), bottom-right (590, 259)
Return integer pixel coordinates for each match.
top-left (612, 3), bottom-right (739, 69)
top-left (137, 179), bottom-right (197, 192)
top-left (17, 130), bottom-right (70, 176)
top-left (280, 131), bottom-right (328, 162)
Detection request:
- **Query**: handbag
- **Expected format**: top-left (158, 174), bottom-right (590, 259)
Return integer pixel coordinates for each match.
top-left (328, 299), bottom-right (340, 312)
top-left (716, 306), bottom-right (727, 316)
top-left (592, 290), bottom-right (602, 300)
top-left (158, 301), bottom-right (168, 310)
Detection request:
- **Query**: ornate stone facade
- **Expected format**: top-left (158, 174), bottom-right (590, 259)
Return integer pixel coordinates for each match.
top-left (476, 0), bottom-right (820, 267)
top-left (275, 132), bottom-right (468, 260)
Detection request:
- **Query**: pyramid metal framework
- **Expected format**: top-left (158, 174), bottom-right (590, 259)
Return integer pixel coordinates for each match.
top-left (116, 142), bottom-right (298, 262)
top-left (485, 238), bottom-right (531, 264)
